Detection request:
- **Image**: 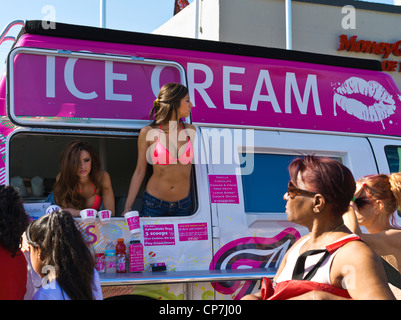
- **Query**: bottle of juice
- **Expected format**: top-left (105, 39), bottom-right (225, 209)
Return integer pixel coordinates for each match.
top-left (116, 238), bottom-right (127, 273)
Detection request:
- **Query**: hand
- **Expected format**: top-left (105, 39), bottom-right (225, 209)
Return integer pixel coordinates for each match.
top-left (353, 182), bottom-right (367, 202)
top-left (122, 206), bottom-right (132, 215)
top-left (20, 232), bottom-right (30, 253)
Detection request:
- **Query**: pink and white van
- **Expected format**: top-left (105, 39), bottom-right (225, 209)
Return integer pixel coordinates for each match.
top-left (1, 20), bottom-right (401, 300)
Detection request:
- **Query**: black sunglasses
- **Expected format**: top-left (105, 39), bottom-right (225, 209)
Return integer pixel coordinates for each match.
top-left (287, 181), bottom-right (318, 199)
top-left (353, 196), bottom-right (372, 209)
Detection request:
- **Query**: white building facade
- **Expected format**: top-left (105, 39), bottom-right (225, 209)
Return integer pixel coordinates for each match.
top-left (155, 0), bottom-right (401, 88)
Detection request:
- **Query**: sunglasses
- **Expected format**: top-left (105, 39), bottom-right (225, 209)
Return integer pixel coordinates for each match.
top-left (287, 181), bottom-right (318, 199)
top-left (353, 196), bottom-right (372, 209)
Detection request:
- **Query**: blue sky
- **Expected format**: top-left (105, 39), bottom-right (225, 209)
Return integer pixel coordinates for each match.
top-left (0, 0), bottom-right (196, 33)
top-left (0, 0), bottom-right (195, 64)
top-left (0, 0), bottom-right (395, 64)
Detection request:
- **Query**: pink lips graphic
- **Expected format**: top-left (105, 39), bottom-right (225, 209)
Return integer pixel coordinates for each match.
top-left (333, 77), bottom-right (396, 129)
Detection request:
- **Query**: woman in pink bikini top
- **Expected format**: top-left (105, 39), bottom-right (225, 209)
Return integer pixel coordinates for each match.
top-left (53, 140), bottom-right (115, 216)
top-left (124, 83), bottom-right (195, 216)
top-left (151, 122), bottom-right (194, 166)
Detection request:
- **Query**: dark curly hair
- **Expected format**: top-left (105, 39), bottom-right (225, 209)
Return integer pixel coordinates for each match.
top-left (26, 210), bottom-right (95, 300)
top-left (0, 185), bottom-right (29, 257)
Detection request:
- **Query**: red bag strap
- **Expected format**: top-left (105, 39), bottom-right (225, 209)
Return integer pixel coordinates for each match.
top-left (325, 235), bottom-right (361, 254)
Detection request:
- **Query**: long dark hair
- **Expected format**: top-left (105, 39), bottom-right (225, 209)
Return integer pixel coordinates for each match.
top-left (0, 185), bottom-right (28, 257)
top-left (26, 210), bottom-right (95, 300)
top-left (53, 140), bottom-right (102, 209)
top-left (149, 83), bottom-right (189, 126)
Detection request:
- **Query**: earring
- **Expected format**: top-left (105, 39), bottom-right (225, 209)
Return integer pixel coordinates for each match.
top-left (313, 207), bottom-right (320, 213)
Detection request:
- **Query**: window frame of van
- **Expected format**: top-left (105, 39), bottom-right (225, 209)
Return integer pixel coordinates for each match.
top-left (6, 47), bottom-right (188, 129)
top-left (383, 145), bottom-right (401, 219)
top-left (384, 145), bottom-right (401, 174)
top-left (6, 128), bottom-right (199, 219)
top-left (239, 148), bottom-right (345, 225)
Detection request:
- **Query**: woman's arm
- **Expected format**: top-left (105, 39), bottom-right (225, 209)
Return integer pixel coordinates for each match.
top-left (343, 182), bottom-right (365, 235)
top-left (101, 171), bottom-right (115, 216)
top-left (333, 241), bottom-right (395, 300)
top-left (123, 126), bottom-right (152, 214)
top-left (343, 205), bottom-right (363, 236)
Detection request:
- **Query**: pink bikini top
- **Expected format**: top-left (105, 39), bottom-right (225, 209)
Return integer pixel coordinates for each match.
top-left (152, 123), bottom-right (194, 165)
top-left (78, 182), bottom-right (102, 210)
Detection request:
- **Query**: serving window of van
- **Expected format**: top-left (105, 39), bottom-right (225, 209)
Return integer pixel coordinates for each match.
top-left (9, 132), bottom-right (197, 218)
top-left (240, 153), bottom-right (294, 214)
top-left (240, 153), bottom-right (342, 216)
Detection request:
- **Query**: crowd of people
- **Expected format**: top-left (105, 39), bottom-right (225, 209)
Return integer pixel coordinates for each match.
top-left (1, 83), bottom-right (401, 299)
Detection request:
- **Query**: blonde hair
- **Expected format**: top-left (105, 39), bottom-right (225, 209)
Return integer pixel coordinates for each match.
top-left (389, 173), bottom-right (401, 209)
top-left (358, 173), bottom-right (401, 228)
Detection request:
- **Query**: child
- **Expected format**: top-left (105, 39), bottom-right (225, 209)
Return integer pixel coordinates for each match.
top-left (26, 210), bottom-right (102, 300)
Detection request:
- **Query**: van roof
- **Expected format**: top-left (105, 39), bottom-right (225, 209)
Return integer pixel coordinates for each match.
top-left (21, 20), bottom-right (381, 72)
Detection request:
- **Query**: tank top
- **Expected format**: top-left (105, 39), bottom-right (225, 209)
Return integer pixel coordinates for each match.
top-left (275, 234), bottom-right (360, 285)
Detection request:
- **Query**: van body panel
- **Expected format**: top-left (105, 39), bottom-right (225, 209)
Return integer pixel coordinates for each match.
top-left (2, 21), bottom-right (401, 300)
top-left (4, 29), bottom-right (401, 137)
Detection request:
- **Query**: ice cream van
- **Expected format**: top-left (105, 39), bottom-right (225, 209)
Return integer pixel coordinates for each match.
top-left (2, 20), bottom-right (401, 300)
